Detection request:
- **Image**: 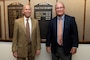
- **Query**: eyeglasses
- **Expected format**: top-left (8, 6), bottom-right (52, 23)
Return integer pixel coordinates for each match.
top-left (55, 7), bottom-right (64, 10)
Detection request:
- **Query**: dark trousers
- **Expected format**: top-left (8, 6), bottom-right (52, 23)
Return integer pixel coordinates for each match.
top-left (52, 47), bottom-right (72, 60)
top-left (17, 43), bottom-right (35, 60)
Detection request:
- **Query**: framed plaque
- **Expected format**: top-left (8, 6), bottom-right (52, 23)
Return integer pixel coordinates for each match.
top-left (4, 0), bottom-right (28, 41)
top-left (34, 3), bottom-right (52, 20)
top-left (8, 3), bottom-right (23, 39)
top-left (30, 0), bottom-right (56, 43)
top-left (34, 3), bottom-right (53, 43)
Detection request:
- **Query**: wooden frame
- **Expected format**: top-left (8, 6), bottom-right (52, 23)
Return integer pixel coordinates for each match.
top-left (0, 6), bottom-right (1, 38)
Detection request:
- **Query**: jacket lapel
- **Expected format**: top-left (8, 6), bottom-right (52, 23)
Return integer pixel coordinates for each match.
top-left (31, 18), bottom-right (34, 34)
top-left (20, 17), bottom-right (35, 35)
top-left (20, 17), bottom-right (26, 34)
top-left (64, 15), bottom-right (68, 29)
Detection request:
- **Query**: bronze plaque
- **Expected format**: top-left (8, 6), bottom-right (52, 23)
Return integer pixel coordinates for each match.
top-left (8, 2), bottom-right (23, 38)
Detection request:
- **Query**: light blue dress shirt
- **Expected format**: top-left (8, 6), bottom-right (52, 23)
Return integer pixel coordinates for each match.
top-left (57, 15), bottom-right (65, 44)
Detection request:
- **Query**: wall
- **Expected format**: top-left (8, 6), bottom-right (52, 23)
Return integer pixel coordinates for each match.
top-left (0, 42), bottom-right (90, 60)
top-left (0, 0), bottom-right (90, 43)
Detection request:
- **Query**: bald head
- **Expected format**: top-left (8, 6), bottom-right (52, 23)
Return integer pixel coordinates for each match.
top-left (23, 4), bottom-right (31, 10)
top-left (22, 4), bottom-right (31, 18)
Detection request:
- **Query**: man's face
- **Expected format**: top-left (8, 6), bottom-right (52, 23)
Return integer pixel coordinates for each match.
top-left (55, 3), bottom-right (65, 16)
top-left (22, 5), bottom-right (31, 18)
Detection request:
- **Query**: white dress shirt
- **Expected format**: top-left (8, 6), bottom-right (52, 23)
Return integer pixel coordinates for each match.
top-left (24, 16), bottom-right (32, 39)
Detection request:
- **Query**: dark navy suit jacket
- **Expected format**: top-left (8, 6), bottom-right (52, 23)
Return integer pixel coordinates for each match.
top-left (46, 14), bottom-right (79, 55)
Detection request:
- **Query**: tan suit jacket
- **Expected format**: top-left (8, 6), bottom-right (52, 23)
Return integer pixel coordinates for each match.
top-left (12, 17), bottom-right (41, 57)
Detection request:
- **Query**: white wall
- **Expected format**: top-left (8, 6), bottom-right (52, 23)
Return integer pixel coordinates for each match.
top-left (0, 42), bottom-right (90, 60)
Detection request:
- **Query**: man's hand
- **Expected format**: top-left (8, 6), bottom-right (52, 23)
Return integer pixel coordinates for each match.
top-left (36, 50), bottom-right (40, 55)
top-left (46, 47), bottom-right (51, 53)
top-left (13, 52), bottom-right (18, 58)
top-left (70, 47), bottom-right (77, 54)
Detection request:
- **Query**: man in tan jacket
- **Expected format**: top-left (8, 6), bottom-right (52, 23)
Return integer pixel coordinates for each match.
top-left (12, 4), bottom-right (41, 60)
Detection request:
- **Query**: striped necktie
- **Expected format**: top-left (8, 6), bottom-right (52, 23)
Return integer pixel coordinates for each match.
top-left (26, 19), bottom-right (30, 42)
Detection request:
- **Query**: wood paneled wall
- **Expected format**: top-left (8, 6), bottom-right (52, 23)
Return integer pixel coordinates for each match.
top-left (0, 0), bottom-right (90, 43)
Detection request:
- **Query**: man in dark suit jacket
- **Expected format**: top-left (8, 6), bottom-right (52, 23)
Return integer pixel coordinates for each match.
top-left (46, 2), bottom-right (79, 60)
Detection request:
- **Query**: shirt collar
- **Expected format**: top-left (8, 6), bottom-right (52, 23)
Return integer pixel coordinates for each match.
top-left (24, 16), bottom-right (31, 21)
top-left (57, 14), bottom-right (65, 20)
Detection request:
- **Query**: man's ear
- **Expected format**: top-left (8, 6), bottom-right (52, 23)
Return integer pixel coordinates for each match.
top-left (22, 10), bottom-right (24, 15)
